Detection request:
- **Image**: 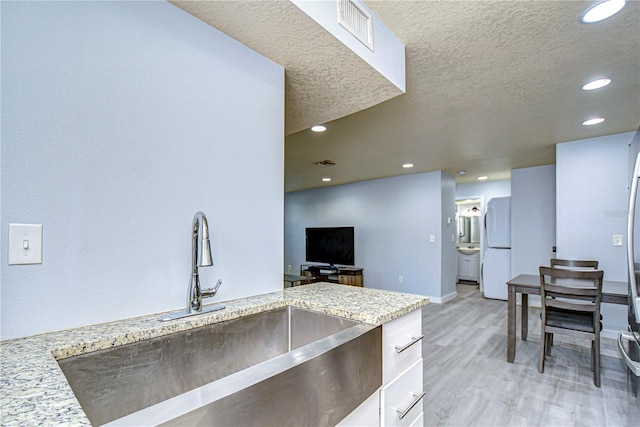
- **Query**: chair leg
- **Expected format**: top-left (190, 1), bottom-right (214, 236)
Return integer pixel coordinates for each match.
top-left (539, 331), bottom-right (546, 373)
top-left (593, 336), bottom-right (601, 388)
top-left (545, 333), bottom-right (552, 356)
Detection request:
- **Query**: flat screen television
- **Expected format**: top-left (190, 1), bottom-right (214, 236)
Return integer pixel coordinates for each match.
top-left (305, 226), bottom-right (354, 266)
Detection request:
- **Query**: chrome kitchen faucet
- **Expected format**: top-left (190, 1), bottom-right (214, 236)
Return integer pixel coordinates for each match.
top-left (158, 211), bottom-right (224, 321)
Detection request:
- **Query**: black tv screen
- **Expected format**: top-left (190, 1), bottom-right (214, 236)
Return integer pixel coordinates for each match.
top-left (305, 227), bottom-right (355, 266)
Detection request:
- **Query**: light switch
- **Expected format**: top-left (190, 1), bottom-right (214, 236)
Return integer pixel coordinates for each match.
top-left (8, 224), bottom-right (43, 265)
top-left (612, 234), bottom-right (623, 247)
top-left (429, 234), bottom-right (436, 243)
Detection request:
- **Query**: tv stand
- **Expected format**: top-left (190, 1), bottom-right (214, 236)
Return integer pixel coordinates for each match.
top-left (300, 264), bottom-right (364, 287)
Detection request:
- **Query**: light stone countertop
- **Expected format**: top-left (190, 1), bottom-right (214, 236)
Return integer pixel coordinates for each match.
top-left (0, 282), bottom-right (429, 426)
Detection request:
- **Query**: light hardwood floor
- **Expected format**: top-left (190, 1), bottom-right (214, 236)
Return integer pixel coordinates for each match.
top-left (422, 283), bottom-right (639, 426)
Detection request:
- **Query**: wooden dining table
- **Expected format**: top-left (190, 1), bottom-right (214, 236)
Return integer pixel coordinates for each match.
top-left (506, 273), bottom-right (628, 363)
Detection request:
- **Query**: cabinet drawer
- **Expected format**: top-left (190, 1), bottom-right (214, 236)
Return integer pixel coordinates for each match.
top-left (381, 358), bottom-right (424, 427)
top-left (383, 308), bottom-right (423, 383)
top-left (410, 411), bottom-right (424, 427)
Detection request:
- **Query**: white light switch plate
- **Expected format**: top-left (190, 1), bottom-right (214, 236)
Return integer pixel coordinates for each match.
top-left (612, 234), bottom-right (623, 247)
top-left (8, 223), bottom-right (43, 265)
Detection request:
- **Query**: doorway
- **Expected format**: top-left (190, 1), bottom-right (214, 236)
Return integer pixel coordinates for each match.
top-left (455, 198), bottom-right (483, 290)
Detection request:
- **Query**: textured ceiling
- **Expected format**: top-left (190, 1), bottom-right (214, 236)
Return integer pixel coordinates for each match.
top-left (174, 1), bottom-right (640, 193)
top-left (171, 0), bottom-right (403, 135)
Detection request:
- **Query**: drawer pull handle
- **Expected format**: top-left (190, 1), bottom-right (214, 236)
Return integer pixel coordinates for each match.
top-left (396, 391), bottom-right (425, 420)
top-left (395, 335), bottom-right (424, 353)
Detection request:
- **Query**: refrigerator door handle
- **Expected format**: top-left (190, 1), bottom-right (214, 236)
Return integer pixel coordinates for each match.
top-left (627, 153), bottom-right (640, 324)
top-left (618, 331), bottom-right (640, 376)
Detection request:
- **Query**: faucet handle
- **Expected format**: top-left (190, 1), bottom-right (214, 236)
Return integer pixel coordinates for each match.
top-left (212, 279), bottom-right (222, 293)
top-left (201, 279), bottom-right (222, 299)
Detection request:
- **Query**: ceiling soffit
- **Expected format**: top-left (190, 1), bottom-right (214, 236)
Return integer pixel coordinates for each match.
top-left (171, 0), bottom-right (404, 135)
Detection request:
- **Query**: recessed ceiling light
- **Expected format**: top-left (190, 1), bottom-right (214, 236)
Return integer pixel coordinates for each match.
top-left (477, 176), bottom-right (489, 181)
top-left (582, 117), bottom-right (605, 126)
top-left (457, 170), bottom-right (467, 176)
top-left (402, 163), bottom-right (414, 168)
top-left (580, 0), bottom-right (626, 23)
top-left (322, 177), bottom-right (331, 182)
top-left (582, 78), bottom-right (611, 90)
top-left (311, 125), bottom-right (327, 132)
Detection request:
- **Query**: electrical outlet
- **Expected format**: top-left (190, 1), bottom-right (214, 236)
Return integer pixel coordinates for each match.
top-left (399, 275), bottom-right (404, 284)
top-left (287, 265), bottom-right (292, 273)
top-left (612, 235), bottom-right (623, 247)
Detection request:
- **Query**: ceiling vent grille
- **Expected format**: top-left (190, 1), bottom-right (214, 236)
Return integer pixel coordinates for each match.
top-left (337, 0), bottom-right (373, 51)
top-left (313, 159), bottom-right (337, 167)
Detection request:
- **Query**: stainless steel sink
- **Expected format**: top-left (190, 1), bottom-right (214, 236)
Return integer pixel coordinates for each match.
top-left (57, 306), bottom-right (381, 426)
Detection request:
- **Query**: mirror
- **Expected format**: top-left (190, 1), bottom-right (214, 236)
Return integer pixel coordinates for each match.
top-left (456, 199), bottom-right (481, 245)
top-left (458, 216), bottom-right (480, 243)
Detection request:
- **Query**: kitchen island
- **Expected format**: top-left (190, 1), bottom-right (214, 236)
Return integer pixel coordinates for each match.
top-left (0, 282), bottom-right (429, 426)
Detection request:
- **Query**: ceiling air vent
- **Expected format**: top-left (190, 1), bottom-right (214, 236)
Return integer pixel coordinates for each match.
top-left (337, 0), bottom-right (373, 51)
top-left (314, 159), bottom-right (337, 167)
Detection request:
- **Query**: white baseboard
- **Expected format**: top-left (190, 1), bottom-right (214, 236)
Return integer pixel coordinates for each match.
top-left (429, 291), bottom-right (457, 304)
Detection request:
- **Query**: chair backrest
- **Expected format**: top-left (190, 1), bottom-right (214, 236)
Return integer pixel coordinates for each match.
top-left (550, 258), bottom-right (598, 270)
top-left (539, 266), bottom-right (604, 314)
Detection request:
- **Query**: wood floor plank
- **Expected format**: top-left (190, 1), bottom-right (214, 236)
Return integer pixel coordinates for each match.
top-left (422, 284), bottom-right (639, 426)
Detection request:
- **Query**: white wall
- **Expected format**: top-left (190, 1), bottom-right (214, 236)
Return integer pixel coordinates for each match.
top-left (440, 173), bottom-right (458, 298)
top-left (556, 131), bottom-right (636, 332)
top-left (284, 171), bottom-right (455, 299)
top-left (1, 2), bottom-right (284, 339)
top-left (511, 165), bottom-right (556, 276)
top-left (456, 180), bottom-right (511, 204)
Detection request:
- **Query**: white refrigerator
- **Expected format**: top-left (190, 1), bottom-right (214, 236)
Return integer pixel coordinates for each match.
top-left (482, 197), bottom-right (511, 300)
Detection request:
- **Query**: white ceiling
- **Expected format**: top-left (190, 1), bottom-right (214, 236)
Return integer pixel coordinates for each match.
top-left (174, 1), bottom-right (640, 193)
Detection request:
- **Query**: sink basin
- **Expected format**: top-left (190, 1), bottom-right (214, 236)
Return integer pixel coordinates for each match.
top-left (458, 248), bottom-right (480, 255)
top-left (57, 306), bottom-right (381, 426)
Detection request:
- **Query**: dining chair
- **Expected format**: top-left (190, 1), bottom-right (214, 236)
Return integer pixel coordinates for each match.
top-left (538, 266), bottom-right (604, 387)
top-left (550, 258), bottom-right (599, 269)
top-left (549, 259), bottom-right (600, 339)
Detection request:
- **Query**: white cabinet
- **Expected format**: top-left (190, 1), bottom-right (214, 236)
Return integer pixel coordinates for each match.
top-left (410, 412), bottom-right (424, 427)
top-left (458, 250), bottom-right (480, 282)
top-left (339, 308), bottom-right (424, 427)
top-left (382, 308), bottom-right (423, 384)
top-left (336, 391), bottom-right (379, 427)
top-left (381, 358), bottom-right (424, 426)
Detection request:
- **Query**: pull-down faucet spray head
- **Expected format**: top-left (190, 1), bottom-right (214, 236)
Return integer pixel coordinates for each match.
top-left (194, 211), bottom-right (213, 268)
top-left (199, 237), bottom-right (213, 267)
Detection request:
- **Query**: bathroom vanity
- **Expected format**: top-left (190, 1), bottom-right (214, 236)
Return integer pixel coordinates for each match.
top-left (457, 248), bottom-right (480, 283)
top-left (0, 283), bottom-right (428, 426)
